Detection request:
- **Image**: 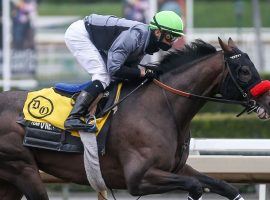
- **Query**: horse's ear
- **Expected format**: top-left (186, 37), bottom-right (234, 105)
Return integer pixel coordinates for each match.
top-left (228, 37), bottom-right (237, 48)
top-left (218, 37), bottom-right (232, 52)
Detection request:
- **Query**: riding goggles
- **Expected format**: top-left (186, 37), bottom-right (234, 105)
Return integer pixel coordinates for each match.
top-left (164, 32), bottom-right (180, 42)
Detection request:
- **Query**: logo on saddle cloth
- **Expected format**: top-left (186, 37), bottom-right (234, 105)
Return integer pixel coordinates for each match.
top-left (23, 85), bottom-right (122, 136)
top-left (23, 88), bottom-right (73, 130)
top-left (28, 96), bottom-right (54, 119)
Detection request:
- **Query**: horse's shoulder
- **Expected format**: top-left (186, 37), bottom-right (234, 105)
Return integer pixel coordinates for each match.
top-left (0, 90), bottom-right (27, 109)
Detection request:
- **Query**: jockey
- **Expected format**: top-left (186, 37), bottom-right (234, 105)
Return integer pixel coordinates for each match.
top-left (64, 11), bottom-right (184, 131)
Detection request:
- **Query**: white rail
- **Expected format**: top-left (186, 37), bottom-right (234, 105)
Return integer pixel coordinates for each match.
top-left (190, 138), bottom-right (270, 155)
top-left (188, 138), bottom-right (270, 200)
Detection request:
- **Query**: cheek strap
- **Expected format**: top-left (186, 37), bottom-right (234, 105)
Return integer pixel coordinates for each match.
top-left (250, 80), bottom-right (270, 97)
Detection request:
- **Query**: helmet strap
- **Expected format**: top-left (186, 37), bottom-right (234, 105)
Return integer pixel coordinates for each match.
top-left (153, 16), bottom-right (172, 51)
top-left (145, 30), bottom-right (160, 54)
top-left (158, 32), bottom-right (165, 42)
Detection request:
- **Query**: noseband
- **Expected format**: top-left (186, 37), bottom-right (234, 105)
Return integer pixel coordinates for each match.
top-left (153, 51), bottom-right (258, 116)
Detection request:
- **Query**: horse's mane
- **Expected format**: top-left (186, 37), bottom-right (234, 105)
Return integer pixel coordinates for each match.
top-left (158, 39), bottom-right (217, 73)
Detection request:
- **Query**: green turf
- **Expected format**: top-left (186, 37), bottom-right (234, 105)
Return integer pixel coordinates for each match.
top-left (194, 0), bottom-right (270, 27)
top-left (191, 113), bottom-right (270, 138)
top-left (38, 2), bottom-right (122, 17)
top-left (38, 1), bottom-right (270, 27)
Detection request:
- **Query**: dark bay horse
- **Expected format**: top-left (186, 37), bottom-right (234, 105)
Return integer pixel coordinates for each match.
top-left (1, 38), bottom-right (270, 200)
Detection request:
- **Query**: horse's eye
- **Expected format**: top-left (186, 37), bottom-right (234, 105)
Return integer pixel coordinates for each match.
top-left (237, 66), bottom-right (252, 83)
top-left (240, 66), bottom-right (250, 75)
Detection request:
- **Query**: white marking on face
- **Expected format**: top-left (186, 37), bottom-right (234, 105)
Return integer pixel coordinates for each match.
top-left (230, 54), bottom-right (241, 59)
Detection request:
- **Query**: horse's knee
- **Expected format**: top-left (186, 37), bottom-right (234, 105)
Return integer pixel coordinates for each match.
top-left (187, 179), bottom-right (203, 200)
top-left (126, 177), bottom-right (141, 196)
top-left (124, 165), bottom-right (145, 196)
top-left (14, 167), bottom-right (49, 200)
top-left (128, 187), bottom-right (140, 196)
top-left (125, 171), bottom-right (144, 196)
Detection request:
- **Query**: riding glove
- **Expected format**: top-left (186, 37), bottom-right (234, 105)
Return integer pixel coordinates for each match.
top-left (144, 69), bottom-right (159, 80)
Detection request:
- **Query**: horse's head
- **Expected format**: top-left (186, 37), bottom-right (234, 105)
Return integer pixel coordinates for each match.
top-left (219, 37), bottom-right (270, 114)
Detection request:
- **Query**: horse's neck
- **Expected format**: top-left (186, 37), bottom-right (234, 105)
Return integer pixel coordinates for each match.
top-left (162, 52), bottom-right (224, 128)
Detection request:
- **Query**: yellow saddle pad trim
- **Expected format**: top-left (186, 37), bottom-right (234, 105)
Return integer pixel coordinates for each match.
top-left (23, 87), bottom-right (73, 129)
top-left (23, 83), bottom-right (123, 136)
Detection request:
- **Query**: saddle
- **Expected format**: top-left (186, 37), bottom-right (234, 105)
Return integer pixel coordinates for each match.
top-left (18, 81), bottom-right (121, 155)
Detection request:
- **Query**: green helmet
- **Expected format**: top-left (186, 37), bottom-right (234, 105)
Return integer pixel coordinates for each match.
top-left (149, 11), bottom-right (184, 36)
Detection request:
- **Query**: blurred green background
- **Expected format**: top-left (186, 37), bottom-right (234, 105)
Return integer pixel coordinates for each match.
top-left (38, 0), bottom-right (270, 27)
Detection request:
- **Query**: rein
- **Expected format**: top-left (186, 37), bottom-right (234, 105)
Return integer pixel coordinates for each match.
top-left (153, 79), bottom-right (250, 107)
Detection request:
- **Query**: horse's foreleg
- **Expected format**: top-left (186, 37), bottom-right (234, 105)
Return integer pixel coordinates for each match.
top-left (124, 167), bottom-right (203, 200)
top-left (0, 128), bottom-right (49, 200)
top-left (0, 151), bottom-right (49, 199)
top-left (13, 165), bottom-right (49, 200)
top-left (179, 164), bottom-right (244, 200)
top-left (0, 180), bottom-right (23, 200)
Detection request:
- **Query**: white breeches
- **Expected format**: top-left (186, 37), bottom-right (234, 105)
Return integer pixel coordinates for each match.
top-left (64, 20), bottom-right (111, 88)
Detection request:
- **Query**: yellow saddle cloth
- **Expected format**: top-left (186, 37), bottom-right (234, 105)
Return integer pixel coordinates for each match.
top-left (23, 84), bottom-right (122, 136)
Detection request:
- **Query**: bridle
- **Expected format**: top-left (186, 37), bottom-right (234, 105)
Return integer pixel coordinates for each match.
top-left (153, 51), bottom-right (258, 117)
top-left (223, 54), bottom-right (249, 99)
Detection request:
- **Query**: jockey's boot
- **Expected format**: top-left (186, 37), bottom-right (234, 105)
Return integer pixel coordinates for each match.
top-left (64, 80), bottom-right (104, 132)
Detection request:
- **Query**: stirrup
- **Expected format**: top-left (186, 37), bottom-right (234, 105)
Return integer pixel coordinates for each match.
top-left (69, 125), bottom-right (97, 132)
top-left (85, 115), bottom-right (98, 132)
top-left (65, 115), bottom-right (97, 132)
top-left (65, 124), bottom-right (97, 132)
